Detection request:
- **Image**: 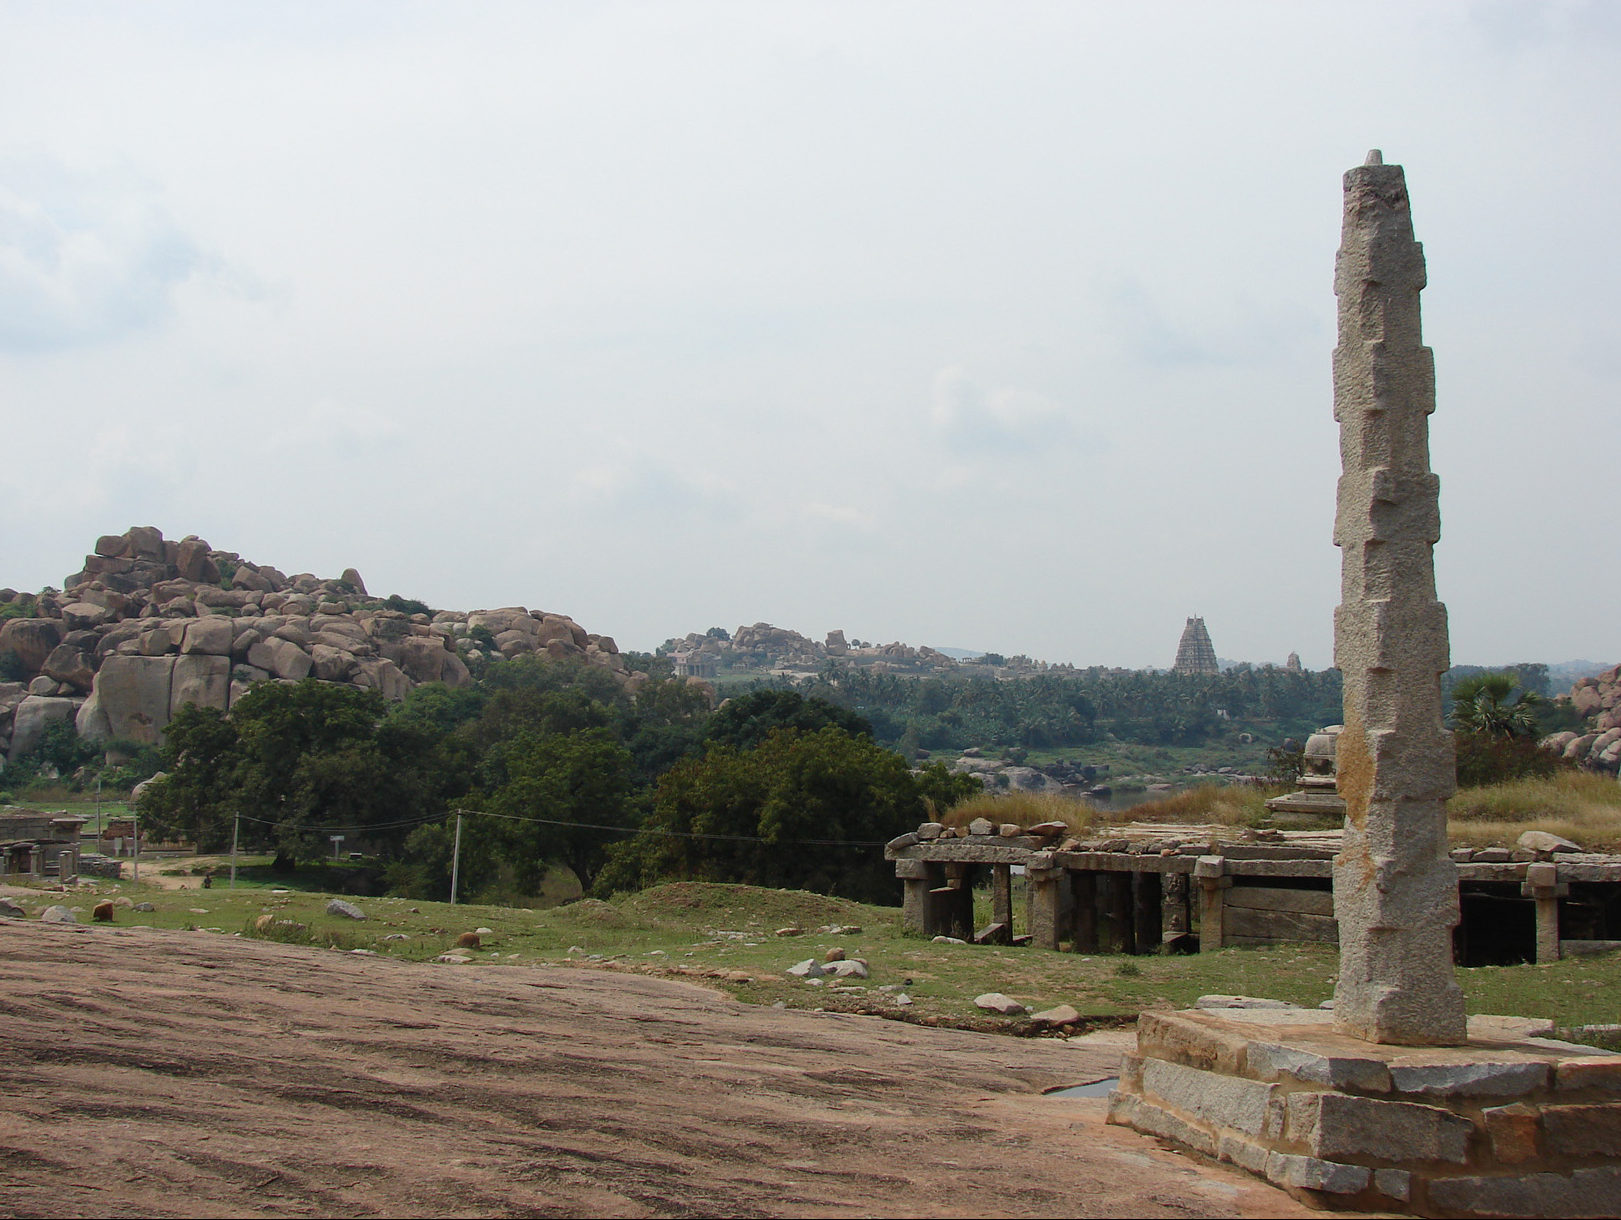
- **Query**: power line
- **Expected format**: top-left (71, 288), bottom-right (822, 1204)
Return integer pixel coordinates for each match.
top-left (233, 806), bottom-right (884, 849)
top-left (469, 807), bottom-right (885, 848)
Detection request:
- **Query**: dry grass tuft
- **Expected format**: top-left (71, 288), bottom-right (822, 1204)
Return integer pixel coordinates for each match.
top-left (1447, 771), bottom-right (1621, 850)
top-left (1121, 783), bottom-right (1282, 828)
top-left (938, 791), bottom-right (1097, 835)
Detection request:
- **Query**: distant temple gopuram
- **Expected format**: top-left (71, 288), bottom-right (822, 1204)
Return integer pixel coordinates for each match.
top-left (1170, 616), bottom-right (1219, 675)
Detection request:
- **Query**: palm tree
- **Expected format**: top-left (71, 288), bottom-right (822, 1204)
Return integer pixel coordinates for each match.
top-left (1449, 673), bottom-right (1544, 739)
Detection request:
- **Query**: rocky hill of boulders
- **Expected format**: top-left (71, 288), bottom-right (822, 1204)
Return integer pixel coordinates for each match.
top-left (1544, 663), bottom-right (1621, 775)
top-left (661, 623), bottom-right (1063, 680)
top-left (0, 527), bottom-right (645, 763)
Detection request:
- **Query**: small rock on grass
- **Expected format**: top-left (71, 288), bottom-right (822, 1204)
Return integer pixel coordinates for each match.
top-left (974, 992), bottom-right (1026, 1016)
top-left (326, 899), bottom-right (366, 920)
top-left (436, 953), bottom-right (472, 964)
top-left (1517, 830), bottom-right (1582, 855)
top-left (92, 901), bottom-right (116, 922)
top-left (40, 905), bottom-right (77, 924)
top-left (1029, 1004), bottom-right (1081, 1028)
top-left (775, 927), bottom-right (805, 937)
top-left (824, 947), bottom-right (846, 962)
top-left (895, 993), bottom-right (913, 1007)
top-left (786, 959), bottom-right (824, 979)
top-left (133, 902), bottom-right (155, 912)
top-left (825, 959), bottom-right (868, 979)
top-left (931, 935), bottom-right (966, 945)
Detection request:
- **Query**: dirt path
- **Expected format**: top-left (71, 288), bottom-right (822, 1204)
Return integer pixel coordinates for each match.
top-left (0, 921), bottom-right (1315, 1219)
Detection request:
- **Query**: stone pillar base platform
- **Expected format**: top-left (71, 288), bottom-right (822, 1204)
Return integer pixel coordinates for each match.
top-left (1107, 1005), bottom-right (1621, 1217)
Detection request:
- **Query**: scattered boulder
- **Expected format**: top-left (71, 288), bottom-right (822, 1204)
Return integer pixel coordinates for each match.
top-left (785, 959), bottom-right (824, 979)
top-left (825, 959), bottom-right (869, 979)
top-left (92, 900), bottom-right (115, 922)
top-left (824, 947), bottom-right (846, 962)
top-left (1029, 1004), bottom-right (1082, 1028)
top-left (133, 901), bottom-right (156, 912)
top-left (325, 899), bottom-right (366, 920)
top-left (456, 931), bottom-right (482, 949)
top-left (1517, 830), bottom-right (1582, 856)
top-left (40, 905), bottom-right (78, 924)
top-left (974, 993), bottom-right (1026, 1016)
top-left (435, 953), bottom-right (472, 964)
top-left (0, 897), bottom-right (26, 918)
top-left (967, 817), bottom-right (995, 837)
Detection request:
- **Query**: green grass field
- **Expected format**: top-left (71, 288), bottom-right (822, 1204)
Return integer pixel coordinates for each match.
top-left (7, 874), bottom-right (1617, 1036)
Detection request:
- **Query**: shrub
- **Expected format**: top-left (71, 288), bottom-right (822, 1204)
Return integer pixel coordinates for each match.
top-left (1454, 731), bottom-right (1566, 788)
top-left (383, 594), bottom-right (433, 617)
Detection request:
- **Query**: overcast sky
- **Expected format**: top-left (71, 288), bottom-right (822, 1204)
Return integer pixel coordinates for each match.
top-left (3, 1), bottom-right (1616, 670)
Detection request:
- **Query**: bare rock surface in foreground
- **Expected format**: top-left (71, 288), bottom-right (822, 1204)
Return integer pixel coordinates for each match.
top-left (0, 922), bottom-right (1313, 1219)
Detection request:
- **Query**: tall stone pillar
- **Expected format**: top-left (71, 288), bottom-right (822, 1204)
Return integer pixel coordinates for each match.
top-left (1330, 151), bottom-right (1467, 1046)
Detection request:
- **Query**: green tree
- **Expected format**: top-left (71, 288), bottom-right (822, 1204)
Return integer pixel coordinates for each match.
top-left (140, 680), bottom-right (452, 864)
top-left (1449, 673), bottom-right (1544, 740)
top-left (703, 689), bottom-right (871, 751)
top-left (597, 727), bottom-right (951, 903)
top-left (487, 727), bottom-right (639, 891)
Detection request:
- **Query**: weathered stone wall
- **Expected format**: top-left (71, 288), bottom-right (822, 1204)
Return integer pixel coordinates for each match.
top-left (0, 526), bottom-right (646, 761)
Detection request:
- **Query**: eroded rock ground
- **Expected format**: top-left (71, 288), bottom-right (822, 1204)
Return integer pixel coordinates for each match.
top-left (0, 923), bottom-right (1314, 1218)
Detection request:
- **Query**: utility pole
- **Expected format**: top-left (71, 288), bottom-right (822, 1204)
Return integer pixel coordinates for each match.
top-left (450, 810), bottom-right (463, 905)
top-left (230, 811), bottom-right (240, 888)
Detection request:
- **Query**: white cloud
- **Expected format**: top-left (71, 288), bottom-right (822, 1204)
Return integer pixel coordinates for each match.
top-left (0, 156), bottom-right (212, 353)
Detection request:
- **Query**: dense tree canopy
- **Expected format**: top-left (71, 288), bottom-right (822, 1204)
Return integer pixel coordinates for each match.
top-left (140, 681), bottom-right (453, 862)
top-left (595, 726), bottom-right (977, 904)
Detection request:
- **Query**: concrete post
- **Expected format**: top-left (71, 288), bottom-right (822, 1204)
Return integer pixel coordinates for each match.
top-left (1026, 867), bottom-right (1062, 950)
top-left (1522, 862), bottom-right (1567, 965)
top-left (1329, 151), bottom-right (1468, 1046)
top-left (1195, 856), bottom-right (1228, 952)
top-left (1163, 871), bottom-right (1191, 937)
top-left (991, 864), bottom-right (1013, 929)
top-left (896, 859), bottom-right (931, 935)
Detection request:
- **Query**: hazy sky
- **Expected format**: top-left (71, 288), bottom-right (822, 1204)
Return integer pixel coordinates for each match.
top-left (3, 2), bottom-right (1617, 669)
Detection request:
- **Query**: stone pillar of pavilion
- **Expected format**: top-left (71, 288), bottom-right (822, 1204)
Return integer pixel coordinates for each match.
top-left (1329, 150), bottom-right (1467, 1046)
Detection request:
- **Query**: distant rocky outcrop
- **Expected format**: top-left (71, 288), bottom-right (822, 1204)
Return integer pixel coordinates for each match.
top-left (660, 623), bottom-right (1062, 680)
top-left (1541, 663), bottom-right (1621, 775)
top-left (0, 527), bottom-right (646, 762)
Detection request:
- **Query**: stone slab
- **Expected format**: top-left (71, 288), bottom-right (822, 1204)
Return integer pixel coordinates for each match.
top-left (1111, 1008), bottom-right (1621, 1217)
